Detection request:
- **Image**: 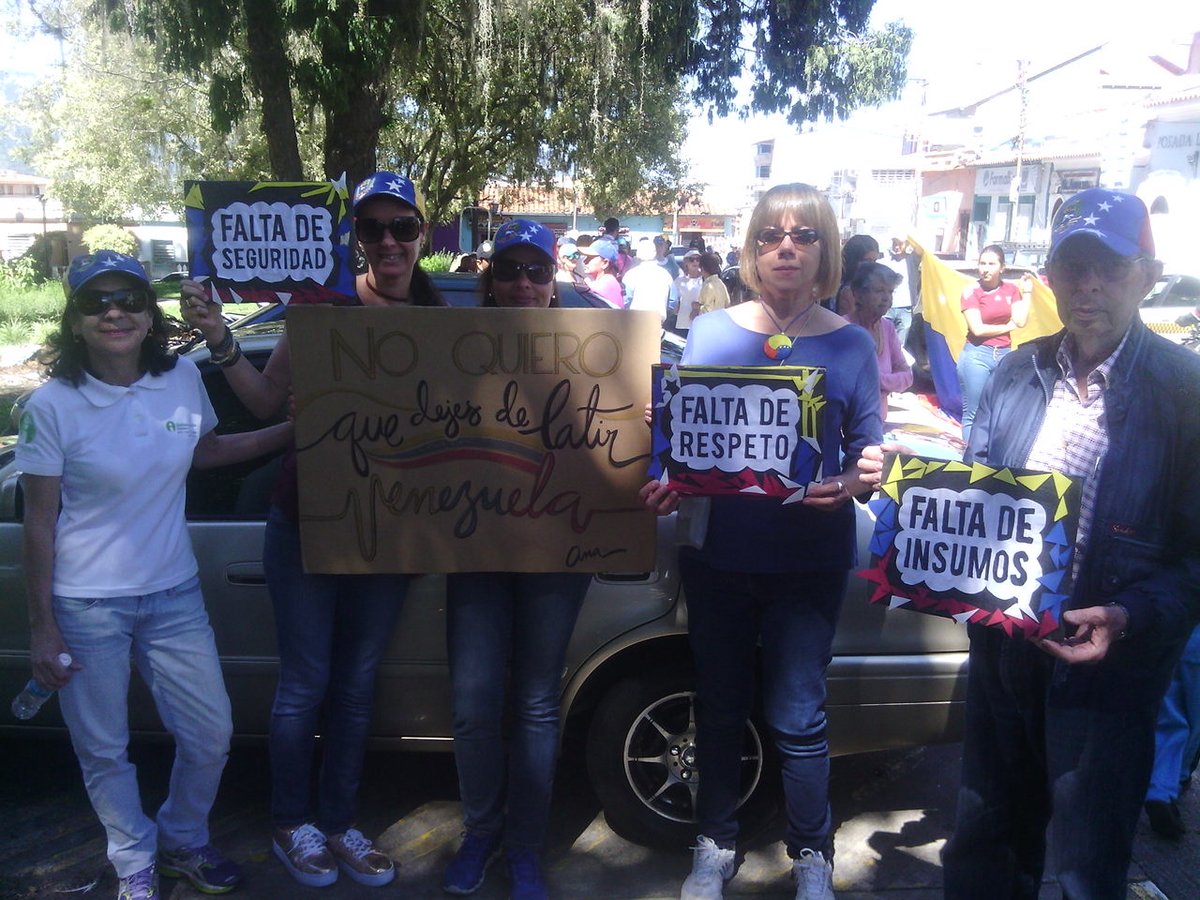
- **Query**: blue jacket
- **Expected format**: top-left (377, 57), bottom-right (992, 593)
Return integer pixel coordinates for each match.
top-left (967, 320), bottom-right (1200, 698)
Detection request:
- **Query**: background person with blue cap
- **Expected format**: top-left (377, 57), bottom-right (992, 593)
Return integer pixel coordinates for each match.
top-left (18, 250), bottom-right (291, 899)
top-left (439, 219), bottom-right (593, 900)
top-left (929, 188), bottom-right (1200, 899)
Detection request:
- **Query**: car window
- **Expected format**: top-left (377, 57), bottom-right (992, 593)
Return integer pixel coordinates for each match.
top-left (185, 349), bottom-right (286, 521)
top-left (1143, 276), bottom-right (1200, 309)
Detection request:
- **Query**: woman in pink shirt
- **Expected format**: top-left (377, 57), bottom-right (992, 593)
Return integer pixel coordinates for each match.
top-left (957, 244), bottom-right (1029, 440)
top-left (579, 238), bottom-right (625, 308)
top-left (844, 261), bottom-right (912, 421)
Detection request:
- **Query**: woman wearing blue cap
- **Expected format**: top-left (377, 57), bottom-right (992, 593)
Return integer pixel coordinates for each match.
top-left (439, 219), bottom-right (592, 900)
top-left (17, 250), bottom-right (291, 899)
top-left (180, 172), bottom-right (445, 889)
top-left (579, 237), bottom-right (625, 309)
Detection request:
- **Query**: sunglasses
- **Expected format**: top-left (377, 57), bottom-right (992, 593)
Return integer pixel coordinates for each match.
top-left (492, 258), bottom-right (555, 285)
top-left (755, 226), bottom-right (821, 252)
top-left (356, 215), bottom-right (422, 244)
top-left (72, 287), bottom-right (154, 317)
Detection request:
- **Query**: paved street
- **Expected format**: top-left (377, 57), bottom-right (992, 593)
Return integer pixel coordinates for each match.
top-left (1, 734), bottom-right (1196, 899)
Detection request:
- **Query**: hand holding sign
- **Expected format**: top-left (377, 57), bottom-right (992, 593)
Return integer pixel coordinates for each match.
top-left (860, 453), bottom-right (1082, 639)
top-left (649, 364), bottom-right (825, 501)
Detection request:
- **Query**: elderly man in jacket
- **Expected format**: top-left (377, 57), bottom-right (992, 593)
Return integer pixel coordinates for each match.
top-left (932, 188), bottom-right (1200, 899)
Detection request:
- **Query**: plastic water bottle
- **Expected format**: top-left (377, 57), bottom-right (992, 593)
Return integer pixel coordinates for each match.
top-left (11, 653), bottom-right (73, 720)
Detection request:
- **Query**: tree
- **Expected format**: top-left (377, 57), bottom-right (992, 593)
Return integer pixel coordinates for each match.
top-left (11, 2), bottom-right (312, 222)
top-left (87, 0), bottom-right (911, 205)
top-left (81, 223), bottom-right (137, 255)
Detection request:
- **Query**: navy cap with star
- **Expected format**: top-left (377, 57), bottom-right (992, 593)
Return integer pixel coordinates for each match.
top-left (1047, 188), bottom-right (1154, 264)
top-left (64, 250), bottom-right (151, 300)
top-left (352, 171), bottom-right (426, 221)
top-left (492, 219), bottom-right (557, 265)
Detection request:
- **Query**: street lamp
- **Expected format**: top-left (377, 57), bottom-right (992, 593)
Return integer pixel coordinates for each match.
top-left (487, 201), bottom-right (499, 239)
top-left (37, 194), bottom-right (49, 278)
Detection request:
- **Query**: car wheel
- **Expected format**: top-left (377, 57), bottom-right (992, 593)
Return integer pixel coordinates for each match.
top-left (586, 671), bottom-right (780, 848)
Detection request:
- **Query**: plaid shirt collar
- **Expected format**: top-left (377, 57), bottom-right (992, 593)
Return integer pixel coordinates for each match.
top-left (1054, 327), bottom-right (1132, 397)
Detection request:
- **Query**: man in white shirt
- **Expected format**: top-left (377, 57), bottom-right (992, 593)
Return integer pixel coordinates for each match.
top-left (623, 240), bottom-right (673, 323)
top-left (673, 250), bottom-right (704, 333)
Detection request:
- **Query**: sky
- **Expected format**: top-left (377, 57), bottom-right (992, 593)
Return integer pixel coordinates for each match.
top-left (683, 0), bottom-right (1200, 208)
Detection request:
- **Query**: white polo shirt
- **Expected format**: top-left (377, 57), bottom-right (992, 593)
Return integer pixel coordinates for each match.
top-left (16, 356), bottom-right (217, 598)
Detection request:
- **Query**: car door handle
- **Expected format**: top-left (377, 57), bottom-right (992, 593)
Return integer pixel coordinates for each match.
top-left (226, 563), bottom-right (267, 587)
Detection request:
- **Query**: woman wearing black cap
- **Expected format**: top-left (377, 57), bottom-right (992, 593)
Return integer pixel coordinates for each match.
top-left (181, 173), bottom-right (444, 890)
top-left (18, 251), bottom-right (291, 899)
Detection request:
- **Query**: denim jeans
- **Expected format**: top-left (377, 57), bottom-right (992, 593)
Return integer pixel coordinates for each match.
top-left (1148, 624), bottom-right (1200, 802)
top-left (263, 507), bottom-right (410, 834)
top-left (55, 574), bottom-right (232, 878)
top-left (957, 342), bottom-right (1009, 442)
top-left (943, 625), bottom-right (1159, 900)
top-left (680, 557), bottom-right (846, 858)
top-left (445, 571), bottom-right (590, 848)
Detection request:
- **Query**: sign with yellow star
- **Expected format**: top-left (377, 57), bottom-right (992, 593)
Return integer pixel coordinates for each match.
top-left (860, 452), bottom-right (1082, 638)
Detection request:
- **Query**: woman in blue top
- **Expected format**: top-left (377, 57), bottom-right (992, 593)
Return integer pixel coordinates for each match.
top-left (642, 183), bottom-right (881, 900)
top-left (439, 221), bottom-right (592, 900)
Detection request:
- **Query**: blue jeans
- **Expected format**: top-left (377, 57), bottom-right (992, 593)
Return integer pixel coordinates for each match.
top-left (957, 342), bottom-right (1009, 442)
top-left (1148, 625), bottom-right (1200, 802)
top-left (944, 625), bottom-right (1158, 900)
top-left (681, 557), bottom-right (846, 858)
top-left (263, 507), bottom-right (410, 834)
top-left (445, 571), bottom-right (590, 849)
top-left (55, 575), bottom-right (232, 878)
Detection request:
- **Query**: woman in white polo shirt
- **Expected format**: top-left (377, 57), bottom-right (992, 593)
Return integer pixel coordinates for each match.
top-left (17, 250), bottom-right (291, 900)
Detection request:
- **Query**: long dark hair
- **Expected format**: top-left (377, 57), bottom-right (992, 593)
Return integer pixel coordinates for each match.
top-left (408, 265), bottom-right (448, 307)
top-left (39, 292), bottom-right (176, 386)
top-left (840, 235), bottom-right (880, 287)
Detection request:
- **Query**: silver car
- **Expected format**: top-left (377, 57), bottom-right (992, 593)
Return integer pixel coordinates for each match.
top-left (0, 293), bottom-right (968, 848)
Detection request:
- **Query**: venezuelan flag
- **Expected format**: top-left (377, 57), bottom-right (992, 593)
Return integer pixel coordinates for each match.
top-left (909, 236), bottom-right (1062, 422)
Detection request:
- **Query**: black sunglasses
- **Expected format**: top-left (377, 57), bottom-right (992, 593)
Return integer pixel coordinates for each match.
top-left (356, 215), bottom-right (422, 244)
top-left (755, 226), bottom-right (821, 252)
top-left (72, 287), bottom-right (155, 317)
top-left (492, 258), bottom-right (555, 285)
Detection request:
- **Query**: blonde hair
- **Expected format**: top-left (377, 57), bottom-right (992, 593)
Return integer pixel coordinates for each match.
top-left (740, 183), bottom-right (841, 299)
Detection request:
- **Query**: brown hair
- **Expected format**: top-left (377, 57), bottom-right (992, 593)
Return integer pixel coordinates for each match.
top-left (740, 183), bottom-right (841, 299)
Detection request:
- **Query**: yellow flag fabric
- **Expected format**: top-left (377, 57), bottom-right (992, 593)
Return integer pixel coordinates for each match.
top-left (906, 235), bottom-right (1063, 420)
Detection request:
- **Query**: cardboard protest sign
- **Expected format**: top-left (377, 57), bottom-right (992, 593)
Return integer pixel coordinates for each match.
top-left (185, 179), bottom-right (355, 304)
top-left (859, 453), bottom-right (1082, 638)
top-left (647, 364), bottom-right (824, 501)
top-left (288, 306), bottom-right (660, 574)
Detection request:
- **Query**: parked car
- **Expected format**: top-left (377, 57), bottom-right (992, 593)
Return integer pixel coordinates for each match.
top-left (0, 286), bottom-right (969, 849)
top-left (1140, 273), bottom-right (1200, 343)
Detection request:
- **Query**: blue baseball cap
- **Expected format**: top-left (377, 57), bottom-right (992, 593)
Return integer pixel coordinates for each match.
top-left (581, 237), bottom-right (619, 264)
top-left (64, 250), bottom-right (150, 299)
top-left (492, 219), bottom-right (556, 265)
top-left (352, 171), bottom-right (427, 220)
top-left (1048, 188), bottom-right (1155, 264)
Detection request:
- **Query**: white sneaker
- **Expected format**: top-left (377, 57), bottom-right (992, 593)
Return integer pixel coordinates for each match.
top-left (792, 848), bottom-right (834, 900)
top-left (680, 835), bottom-right (738, 900)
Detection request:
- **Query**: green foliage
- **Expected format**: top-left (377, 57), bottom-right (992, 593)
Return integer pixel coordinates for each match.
top-left (0, 255), bottom-right (43, 292)
top-left (83, 0), bottom-right (910, 217)
top-left (420, 251), bottom-right (455, 273)
top-left (11, 1), bottom-right (310, 223)
top-left (81, 223), bottom-right (137, 256)
top-left (0, 280), bottom-right (63, 348)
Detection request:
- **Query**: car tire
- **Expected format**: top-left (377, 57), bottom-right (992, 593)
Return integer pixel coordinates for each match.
top-left (586, 670), bottom-right (781, 849)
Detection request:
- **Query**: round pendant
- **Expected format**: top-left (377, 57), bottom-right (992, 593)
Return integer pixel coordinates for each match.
top-left (763, 333), bottom-right (794, 360)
